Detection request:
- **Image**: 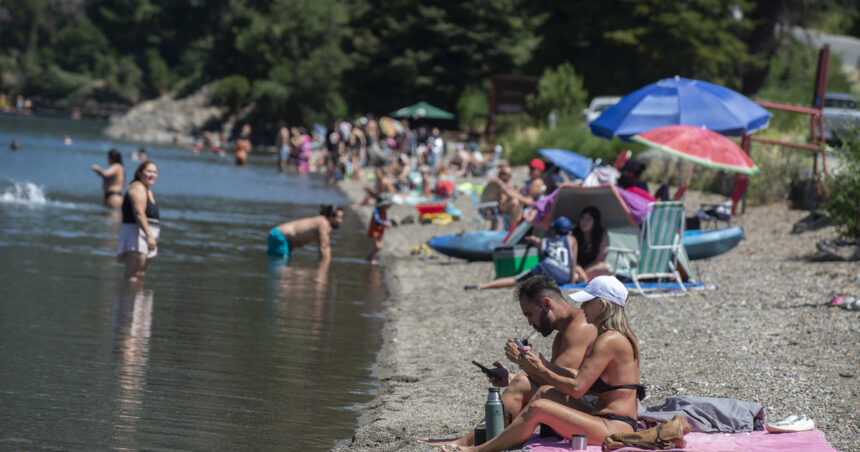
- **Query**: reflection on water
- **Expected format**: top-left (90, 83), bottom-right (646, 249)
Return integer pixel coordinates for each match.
top-left (0, 116), bottom-right (387, 451)
top-left (111, 286), bottom-right (153, 438)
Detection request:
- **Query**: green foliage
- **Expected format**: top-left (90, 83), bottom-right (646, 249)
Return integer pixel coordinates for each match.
top-left (527, 63), bottom-right (587, 122)
top-left (23, 64), bottom-right (92, 102)
top-left (825, 132), bottom-right (860, 239)
top-left (343, 0), bottom-right (522, 116)
top-left (53, 17), bottom-right (110, 74)
top-left (212, 75), bottom-right (251, 112)
top-left (528, 0), bottom-right (755, 96)
top-left (146, 49), bottom-right (173, 94)
top-left (754, 39), bottom-right (853, 131)
top-left (456, 84), bottom-right (490, 131)
top-left (497, 115), bottom-right (633, 166)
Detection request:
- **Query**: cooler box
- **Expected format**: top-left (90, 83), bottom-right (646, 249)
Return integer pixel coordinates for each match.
top-left (493, 244), bottom-right (540, 278)
top-left (415, 202), bottom-right (447, 215)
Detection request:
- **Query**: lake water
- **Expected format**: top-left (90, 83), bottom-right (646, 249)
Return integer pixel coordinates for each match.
top-left (0, 115), bottom-right (385, 450)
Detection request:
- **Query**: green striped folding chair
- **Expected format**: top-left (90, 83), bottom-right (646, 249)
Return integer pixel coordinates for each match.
top-left (609, 201), bottom-right (687, 298)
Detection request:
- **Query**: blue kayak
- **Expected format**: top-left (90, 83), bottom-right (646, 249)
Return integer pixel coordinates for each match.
top-left (682, 226), bottom-right (744, 260)
top-left (428, 226), bottom-right (743, 262)
top-left (427, 230), bottom-right (508, 261)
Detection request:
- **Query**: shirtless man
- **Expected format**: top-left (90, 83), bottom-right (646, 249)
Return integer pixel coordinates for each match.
top-left (480, 164), bottom-right (533, 229)
top-left (266, 205), bottom-right (344, 265)
top-left (357, 167), bottom-right (395, 207)
top-left (91, 149), bottom-right (126, 208)
top-left (427, 274), bottom-right (597, 448)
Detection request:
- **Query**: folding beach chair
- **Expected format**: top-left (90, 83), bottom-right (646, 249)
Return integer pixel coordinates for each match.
top-left (467, 190), bottom-right (508, 229)
top-left (608, 201), bottom-right (687, 298)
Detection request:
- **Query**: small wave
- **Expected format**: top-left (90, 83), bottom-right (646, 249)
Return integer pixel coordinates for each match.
top-left (0, 181), bottom-right (47, 204)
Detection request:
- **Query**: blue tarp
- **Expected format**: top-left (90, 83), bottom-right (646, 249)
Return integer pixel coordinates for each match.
top-left (590, 77), bottom-right (772, 141)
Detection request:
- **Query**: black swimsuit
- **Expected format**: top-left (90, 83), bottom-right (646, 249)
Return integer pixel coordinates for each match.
top-left (121, 190), bottom-right (159, 224)
top-left (587, 335), bottom-right (646, 432)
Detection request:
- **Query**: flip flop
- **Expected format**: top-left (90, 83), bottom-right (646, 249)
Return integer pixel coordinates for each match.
top-left (766, 414), bottom-right (815, 433)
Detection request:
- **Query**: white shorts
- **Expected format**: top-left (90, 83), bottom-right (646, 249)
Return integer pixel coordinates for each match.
top-left (117, 223), bottom-right (160, 262)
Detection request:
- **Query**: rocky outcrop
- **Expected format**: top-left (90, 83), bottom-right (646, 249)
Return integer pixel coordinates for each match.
top-left (104, 84), bottom-right (228, 144)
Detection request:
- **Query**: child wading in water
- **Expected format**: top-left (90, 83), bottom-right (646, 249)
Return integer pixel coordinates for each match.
top-left (366, 193), bottom-right (393, 263)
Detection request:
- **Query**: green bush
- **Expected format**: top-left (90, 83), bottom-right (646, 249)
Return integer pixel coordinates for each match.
top-left (23, 64), bottom-right (92, 102)
top-left (456, 84), bottom-right (490, 131)
top-left (146, 49), bottom-right (174, 95)
top-left (825, 132), bottom-right (860, 239)
top-left (212, 75), bottom-right (251, 112)
top-left (526, 63), bottom-right (588, 122)
top-left (497, 115), bottom-right (635, 166)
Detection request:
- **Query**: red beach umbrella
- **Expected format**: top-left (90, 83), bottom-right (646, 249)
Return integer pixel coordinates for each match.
top-left (632, 125), bottom-right (759, 176)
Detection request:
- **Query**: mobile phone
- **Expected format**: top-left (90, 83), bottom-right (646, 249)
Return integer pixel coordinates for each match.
top-left (472, 360), bottom-right (492, 373)
top-left (513, 338), bottom-right (526, 353)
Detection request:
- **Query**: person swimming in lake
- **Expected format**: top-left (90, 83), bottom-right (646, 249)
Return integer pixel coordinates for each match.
top-left (267, 205), bottom-right (344, 266)
top-left (91, 149), bottom-right (126, 209)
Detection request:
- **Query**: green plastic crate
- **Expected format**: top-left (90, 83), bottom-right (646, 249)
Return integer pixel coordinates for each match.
top-left (493, 245), bottom-right (540, 278)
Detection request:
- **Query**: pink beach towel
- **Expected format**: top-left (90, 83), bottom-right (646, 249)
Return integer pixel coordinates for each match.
top-left (522, 429), bottom-right (838, 452)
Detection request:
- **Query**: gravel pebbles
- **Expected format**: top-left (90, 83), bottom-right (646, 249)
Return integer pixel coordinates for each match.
top-left (333, 174), bottom-right (859, 452)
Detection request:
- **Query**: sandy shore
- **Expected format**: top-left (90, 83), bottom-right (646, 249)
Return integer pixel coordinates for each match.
top-left (333, 171), bottom-right (859, 452)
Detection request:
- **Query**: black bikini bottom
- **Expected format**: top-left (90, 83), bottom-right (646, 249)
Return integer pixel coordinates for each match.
top-left (104, 191), bottom-right (123, 200)
top-left (595, 413), bottom-right (638, 432)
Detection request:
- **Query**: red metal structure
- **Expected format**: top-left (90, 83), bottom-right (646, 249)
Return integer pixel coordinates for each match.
top-left (742, 45), bottom-right (831, 211)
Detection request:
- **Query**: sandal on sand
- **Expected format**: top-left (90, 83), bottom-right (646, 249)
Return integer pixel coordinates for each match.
top-left (765, 414), bottom-right (815, 433)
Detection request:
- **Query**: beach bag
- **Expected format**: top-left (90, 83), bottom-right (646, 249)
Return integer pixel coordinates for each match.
top-left (601, 414), bottom-right (690, 451)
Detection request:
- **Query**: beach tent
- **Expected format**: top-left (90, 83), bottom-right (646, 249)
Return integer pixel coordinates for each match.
top-left (510, 185), bottom-right (695, 281)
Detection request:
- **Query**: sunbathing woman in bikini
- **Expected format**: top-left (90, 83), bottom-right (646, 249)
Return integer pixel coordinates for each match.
top-left (452, 276), bottom-right (643, 451)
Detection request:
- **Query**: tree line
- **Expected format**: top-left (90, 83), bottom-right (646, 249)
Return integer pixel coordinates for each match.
top-left (0, 0), bottom-right (856, 126)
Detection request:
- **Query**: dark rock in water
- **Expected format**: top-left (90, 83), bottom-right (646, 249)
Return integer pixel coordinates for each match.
top-left (809, 238), bottom-right (860, 261)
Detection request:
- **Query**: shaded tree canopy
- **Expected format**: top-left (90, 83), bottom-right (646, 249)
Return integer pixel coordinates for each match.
top-left (0, 0), bottom-right (855, 124)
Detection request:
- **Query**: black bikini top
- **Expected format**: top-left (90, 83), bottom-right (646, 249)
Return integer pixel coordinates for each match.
top-left (122, 189), bottom-right (159, 224)
top-left (588, 378), bottom-right (646, 401)
top-left (588, 331), bottom-right (645, 400)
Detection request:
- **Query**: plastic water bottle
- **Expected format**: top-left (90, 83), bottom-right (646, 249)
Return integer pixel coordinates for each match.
top-left (485, 387), bottom-right (504, 440)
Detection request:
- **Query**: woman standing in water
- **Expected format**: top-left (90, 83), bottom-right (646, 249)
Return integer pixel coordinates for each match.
top-left (91, 149), bottom-right (125, 208)
top-left (117, 161), bottom-right (160, 283)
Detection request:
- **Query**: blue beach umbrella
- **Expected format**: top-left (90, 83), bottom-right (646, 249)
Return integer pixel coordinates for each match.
top-left (538, 148), bottom-right (594, 180)
top-left (590, 77), bottom-right (772, 141)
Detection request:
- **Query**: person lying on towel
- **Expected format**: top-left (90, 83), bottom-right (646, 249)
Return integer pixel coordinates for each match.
top-left (464, 217), bottom-right (576, 291)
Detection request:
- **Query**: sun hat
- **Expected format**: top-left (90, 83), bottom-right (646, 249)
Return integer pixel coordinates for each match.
top-left (551, 216), bottom-right (572, 234)
top-left (376, 192), bottom-right (393, 207)
top-left (569, 275), bottom-right (628, 307)
top-left (529, 158), bottom-right (546, 171)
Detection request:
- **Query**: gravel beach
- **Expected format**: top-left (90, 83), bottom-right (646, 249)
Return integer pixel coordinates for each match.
top-left (333, 171), bottom-right (859, 452)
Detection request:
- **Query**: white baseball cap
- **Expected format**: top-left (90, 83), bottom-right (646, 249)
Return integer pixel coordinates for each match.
top-left (569, 275), bottom-right (628, 307)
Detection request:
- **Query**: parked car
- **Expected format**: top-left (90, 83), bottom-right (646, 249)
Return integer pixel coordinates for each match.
top-left (583, 96), bottom-right (621, 123)
top-left (822, 92), bottom-right (860, 144)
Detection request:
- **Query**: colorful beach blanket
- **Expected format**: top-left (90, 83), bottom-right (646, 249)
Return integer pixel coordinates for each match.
top-left (522, 429), bottom-right (838, 452)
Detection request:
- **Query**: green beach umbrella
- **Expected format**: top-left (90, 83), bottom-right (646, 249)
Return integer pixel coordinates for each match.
top-left (389, 101), bottom-right (455, 120)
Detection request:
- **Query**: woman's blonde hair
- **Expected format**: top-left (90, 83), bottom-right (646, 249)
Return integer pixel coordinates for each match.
top-left (592, 297), bottom-right (639, 360)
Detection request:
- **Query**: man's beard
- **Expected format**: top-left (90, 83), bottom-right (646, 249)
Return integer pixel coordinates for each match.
top-left (538, 310), bottom-right (553, 337)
